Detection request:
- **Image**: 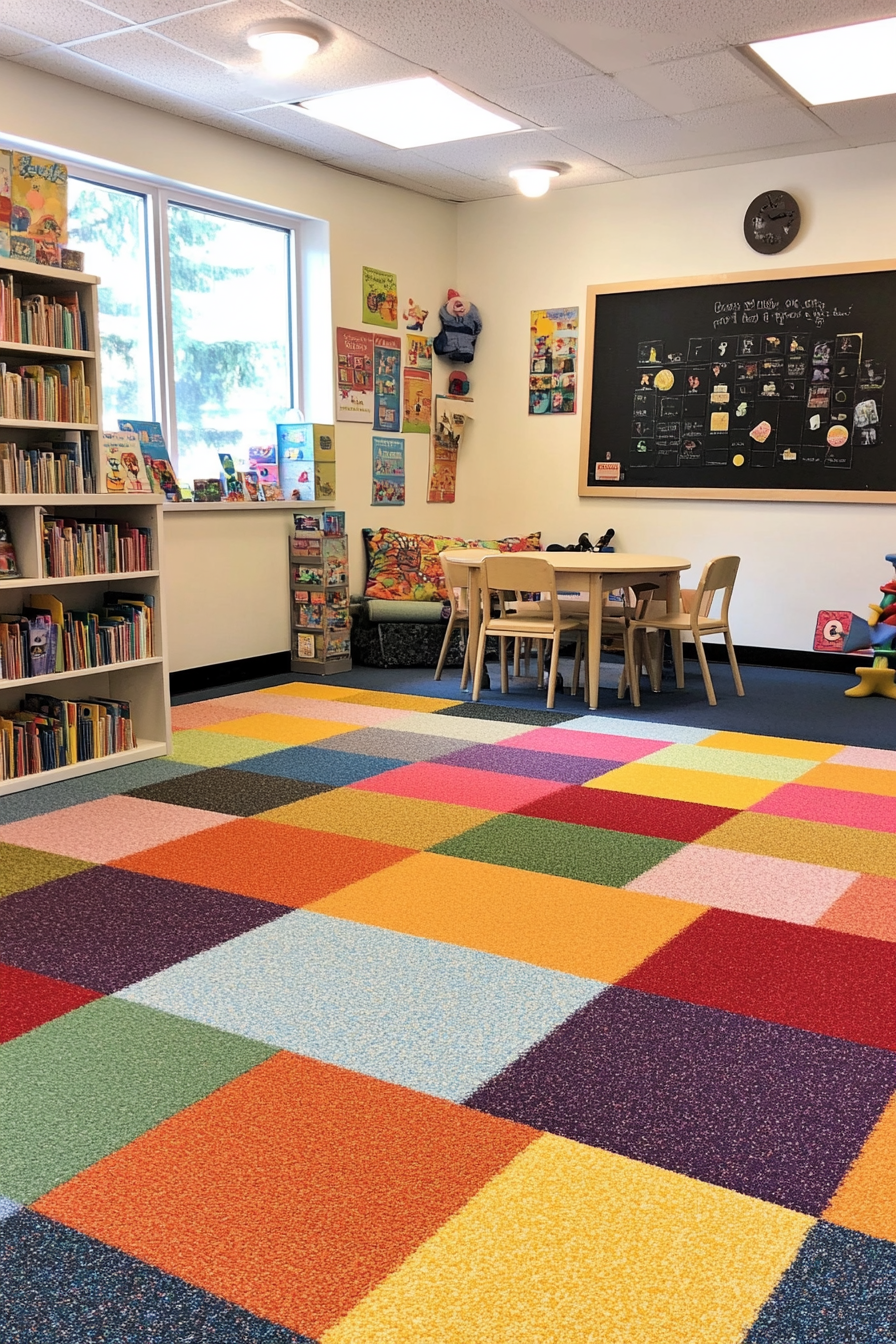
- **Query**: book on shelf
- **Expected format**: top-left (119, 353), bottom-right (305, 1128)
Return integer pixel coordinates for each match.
top-left (101, 431), bottom-right (152, 494)
top-left (322, 510), bottom-right (345, 537)
top-left (0, 691), bottom-right (136, 780)
top-left (0, 591), bottom-right (154, 680)
top-left (0, 359), bottom-right (90, 423)
top-left (0, 276), bottom-right (86, 349)
top-left (0, 150), bottom-right (10, 259)
top-left (42, 515), bottom-right (154, 577)
top-left (248, 445), bottom-right (283, 499)
top-left (117, 420), bottom-right (178, 499)
top-left (0, 432), bottom-right (95, 494)
top-left (192, 478), bottom-right (223, 502)
top-left (11, 152), bottom-right (68, 246)
top-left (0, 512), bottom-right (20, 578)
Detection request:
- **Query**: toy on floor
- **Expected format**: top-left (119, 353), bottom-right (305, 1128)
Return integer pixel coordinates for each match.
top-left (814, 553), bottom-right (896, 698)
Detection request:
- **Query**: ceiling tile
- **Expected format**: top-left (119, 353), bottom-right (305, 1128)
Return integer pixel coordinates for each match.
top-left (149, 0), bottom-right (421, 100)
top-left (87, 1), bottom-right (231, 18)
top-left (64, 27), bottom-right (271, 109)
top-left (0, 0), bottom-right (128, 44)
top-left (812, 93), bottom-right (896, 146)
top-left (242, 102), bottom-right (388, 156)
top-left (624, 136), bottom-right (850, 178)
top-left (324, 155), bottom-right (506, 200)
top-left (489, 73), bottom-right (657, 125)
top-left (498, 1), bottom-right (719, 72)
top-left (617, 50), bottom-right (776, 115)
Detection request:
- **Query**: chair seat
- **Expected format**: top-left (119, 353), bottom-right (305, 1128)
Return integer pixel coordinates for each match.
top-left (485, 615), bottom-right (586, 636)
top-left (631, 613), bottom-right (726, 632)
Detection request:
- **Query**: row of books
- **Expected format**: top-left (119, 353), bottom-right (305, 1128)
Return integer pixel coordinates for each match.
top-left (294, 631), bottom-right (351, 662)
top-left (0, 693), bottom-right (136, 779)
top-left (0, 433), bottom-right (94, 494)
top-left (0, 360), bottom-right (91, 423)
top-left (0, 592), bottom-right (155, 681)
top-left (0, 277), bottom-right (87, 350)
top-left (42, 516), bottom-right (154, 577)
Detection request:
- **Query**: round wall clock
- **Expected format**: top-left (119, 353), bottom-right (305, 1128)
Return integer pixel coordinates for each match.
top-left (744, 191), bottom-right (801, 254)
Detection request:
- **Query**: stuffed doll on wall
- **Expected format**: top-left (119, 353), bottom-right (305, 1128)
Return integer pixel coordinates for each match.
top-left (433, 288), bottom-right (482, 363)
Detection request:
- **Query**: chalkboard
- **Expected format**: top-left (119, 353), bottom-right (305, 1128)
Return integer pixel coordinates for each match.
top-left (578, 262), bottom-right (896, 501)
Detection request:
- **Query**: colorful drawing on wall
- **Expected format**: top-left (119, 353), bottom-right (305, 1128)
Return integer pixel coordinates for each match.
top-left (374, 334), bottom-right (402, 432)
top-left (372, 435), bottom-right (405, 505)
top-left (11, 152), bottom-right (67, 245)
top-left (336, 327), bottom-right (374, 422)
top-left (402, 369), bottom-right (432, 434)
top-left (427, 395), bottom-right (472, 503)
top-left (362, 265), bottom-right (399, 328)
top-left (406, 333), bottom-right (432, 370)
top-left (403, 298), bottom-right (429, 330)
top-left (529, 306), bottom-right (579, 415)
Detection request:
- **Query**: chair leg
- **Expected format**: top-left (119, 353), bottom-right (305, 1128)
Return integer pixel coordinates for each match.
top-left (536, 640), bottom-right (545, 689)
top-left (624, 626), bottom-right (642, 707)
top-left (433, 612), bottom-right (456, 681)
top-left (523, 638), bottom-right (532, 676)
top-left (471, 621), bottom-right (489, 702)
top-left (460, 629), bottom-right (470, 692)
top-left (499, 636), bottom-right (509, 694)
top-left (513, 637), bottom-right (521, 679)
top-left (670, 630), bottom-right (685, 688)
top-left (546, 634), bottom-right (562, 710)
top-left (694, 636), bottom-right (717, 706)
top-left (724, 630), bottom-right (745, 696)
top-left (572, 633), bottom-right (583, 696)
top-left (646, 631), bottom-right (663, 693)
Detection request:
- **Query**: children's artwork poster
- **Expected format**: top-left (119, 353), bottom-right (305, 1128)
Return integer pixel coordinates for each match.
top-left (529, 306), bottom-right (579, 415)
top-left (403, 298), bottom-right (429, 330)
top-left (406, 333), bottom-right (432, 370)
top-left (374, 334), bottom-right (402, 432)
top-left (11, 152), bottom-right (67, 245)
top-left (372, 435), bottom-right (405, 505)
top-left (402, 369), bottom-right (432, 434)
top-left (362, 266), bottom-right (398, 329)
top-left (336, 327), bottom-right (374, 422)
top-left (427, 396), bottom-right (472, 503)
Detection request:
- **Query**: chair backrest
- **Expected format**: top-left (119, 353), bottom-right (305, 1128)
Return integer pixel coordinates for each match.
top-left (440, 550), bottom-right (471, 616)
top-left (691, 555), bottom-right (740, 625)
top-left (481, 553), bottom-right (559, 623)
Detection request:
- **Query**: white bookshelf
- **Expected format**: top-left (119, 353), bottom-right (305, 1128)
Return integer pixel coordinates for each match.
top-left (0, 257), bottom-right (171, 793)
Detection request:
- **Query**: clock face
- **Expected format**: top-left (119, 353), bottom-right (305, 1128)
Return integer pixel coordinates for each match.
top-left (744, 191), bottom-right (801, 254)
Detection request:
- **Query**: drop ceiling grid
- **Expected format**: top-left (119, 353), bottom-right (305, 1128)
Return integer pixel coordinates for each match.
top-left (2, 0), bottom-right (894, 200)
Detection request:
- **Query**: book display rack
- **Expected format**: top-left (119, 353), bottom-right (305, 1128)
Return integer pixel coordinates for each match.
top-left (289, 509), bottom-right (351, 675)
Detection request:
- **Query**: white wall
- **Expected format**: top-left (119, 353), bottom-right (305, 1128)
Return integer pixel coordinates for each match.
top-left (456, 145), bottom-right (896, 651)
top-left (0, 59), bottom-right (460, 671)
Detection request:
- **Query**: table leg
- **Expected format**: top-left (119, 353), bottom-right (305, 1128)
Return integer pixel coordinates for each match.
top-left (587, 572), bottom-right (602, 710)
top-left (666, 571), bottom-right (685, 689)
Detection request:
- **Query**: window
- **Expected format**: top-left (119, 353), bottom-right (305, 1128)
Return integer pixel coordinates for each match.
top-left (67, 171), bottom-right (301, 481)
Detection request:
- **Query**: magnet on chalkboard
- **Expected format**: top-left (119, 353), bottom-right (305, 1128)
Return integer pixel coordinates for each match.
top-left (685, 366), bottom-right (708, 395)
top-left (777, 446), bottom-right (799, 463)
top-left (709, 411), bottom-right (730, 434)
top-left (732, 453), bottom-right (746, 467)
top-left (637, 340), bottom-right (664, 365)
top-left (835, 333), bottom-right (863, 359)
top-left (807, 384), bottom-right (831, 410)
top-left (788, 334), bottom-right (809, 356)
top-left (786, 358), bottom-right (808, 379)
top-left (688, 337), bottom-right (712, 362)
top-left (834, 359), bottom-right (858, 384)
top-left (812, 340), bottom-right (833, 367)
top-left (737, 335), bottom-right (759, 357)
top-left (761, 358), bottom-right (784, 377)
top-left (736, 359), bottom-right (758, 382)
top-left (858, 360), bottom-right (886, 391)
top-left (762, 335), bottom-right (784, 354)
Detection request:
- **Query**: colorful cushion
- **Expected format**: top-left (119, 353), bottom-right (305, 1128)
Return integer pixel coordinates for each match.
top-left (363, 528), bottom-right (464, 601)
top-left (363, 529), bottom-right (542, 601)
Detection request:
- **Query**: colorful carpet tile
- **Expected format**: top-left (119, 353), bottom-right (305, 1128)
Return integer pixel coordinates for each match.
top-left (1, 679), bottom-right (895, 1343)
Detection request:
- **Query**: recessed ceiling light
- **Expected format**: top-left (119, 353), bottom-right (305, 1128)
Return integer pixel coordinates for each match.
top-left (295, 76), bottom-right (521, 148)
top-left (509, 163), bottom-right (564, 197)
top-left (749, 17), bottom-right (896, 105)
top-left (247, 20), bottom-right (325, 77)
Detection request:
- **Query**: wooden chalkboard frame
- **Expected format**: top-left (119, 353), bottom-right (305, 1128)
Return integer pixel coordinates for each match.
top-left (578, 259), bottom-right (896, 503)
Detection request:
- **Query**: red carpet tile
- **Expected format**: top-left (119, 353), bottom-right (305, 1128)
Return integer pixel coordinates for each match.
top-left (621, 908), bottom-right (896, 1051)
top-left (0, 961), bottom-right (102, 1043)
top-left (35, 1051), bottom-right (538, 1338)
top-left (111, 818), bottom-right (413, 907)
top-left (513, 786), bottom-right (738, 842)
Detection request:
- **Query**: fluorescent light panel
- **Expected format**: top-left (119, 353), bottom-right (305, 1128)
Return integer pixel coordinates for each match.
top-left (751, 17), bottom-right (896, 105)
top-left (296, 76), bottom-right (521, 148)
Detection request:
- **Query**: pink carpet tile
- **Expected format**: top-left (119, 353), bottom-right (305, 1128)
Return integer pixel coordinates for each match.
top-left (0, 795), bottom-right (233, 863)
top-left (497, 727), bottom-right (673, 762)
top-left (753, 784), bottom-right (896, 834)
top-left (351, 762), bottom-right (569, 811)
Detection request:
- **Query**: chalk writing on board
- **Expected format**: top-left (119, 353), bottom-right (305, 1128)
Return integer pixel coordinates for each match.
top-left (712, 298), bottom-right (854, 330)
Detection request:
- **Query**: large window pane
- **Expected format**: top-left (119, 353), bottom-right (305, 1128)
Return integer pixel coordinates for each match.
top-left (167, 202), bottom-right (293, 480)
top-left (68, 179), bottom-right (154, 429)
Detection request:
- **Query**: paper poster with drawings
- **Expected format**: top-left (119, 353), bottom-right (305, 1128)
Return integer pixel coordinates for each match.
top-left (427, 395), bottom-right (473, 503)
top-left (529, 306), bottom-right (579, 415)
top-left (372, 435), bottom-right (405, 505)
top-left (405, 333), bottom-right (432, 370)
top-left (402, 369), bottom-right (432, 433)
top-left (373, 334), bottom-right (402, 432)
top-left (336, 328), bottom-right (374, 422)
top-left (362, 265), bottom-right (398, 328)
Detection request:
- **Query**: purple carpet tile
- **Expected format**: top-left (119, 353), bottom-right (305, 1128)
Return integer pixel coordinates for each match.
top-left (0, 867), bottom-right (289, 993)
top-left (463, 986), bottom-right (896, 1215)
top-left (435, 744), bottom-right (618, 785)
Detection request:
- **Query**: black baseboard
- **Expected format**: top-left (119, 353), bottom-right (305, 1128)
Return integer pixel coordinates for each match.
top-left (169, 651), bottom-right (290, 697)
top-left (681, 642), bottom-right (872, 673)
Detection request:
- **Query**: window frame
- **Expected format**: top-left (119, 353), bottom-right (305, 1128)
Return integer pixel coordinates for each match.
top-left (66, 163), bottom-right (305, 475)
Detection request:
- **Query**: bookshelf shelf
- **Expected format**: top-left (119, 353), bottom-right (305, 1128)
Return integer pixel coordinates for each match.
top-left (0, 655), bottom-right (163, 691)
top-left (0, 249), bottom-right (171, 794)
top-left (0, 738), bottom-right (168, 797)
top-left (0, 570), bottom-right (159, 591)
top-left (0, 419), bottom-right (98, 431)
top-left (0, 342), bottom-right (95, 358)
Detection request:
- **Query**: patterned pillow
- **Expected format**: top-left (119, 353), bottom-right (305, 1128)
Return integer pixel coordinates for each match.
top-left (363, 528), bottom-right (464, 601)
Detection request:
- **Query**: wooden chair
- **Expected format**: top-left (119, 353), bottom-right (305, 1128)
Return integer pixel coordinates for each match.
top-left (624, 555), bottom-right (744, 707)
top-left (569, 583), bottom-right (659, 701)
top-left (434, 552), bottom-right (472, 688)
top-left (472, 554), bottom-right (586, 709)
